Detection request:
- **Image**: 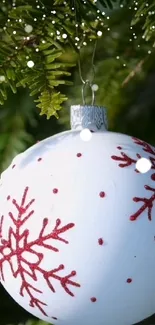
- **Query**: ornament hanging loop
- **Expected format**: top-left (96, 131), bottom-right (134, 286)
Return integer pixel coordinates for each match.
top-left (78, 40), bottom-right (97, 106)
top-left (73, 0), bottom-right (97, 106)
top-left (82, 80), bottom-right (95, 106)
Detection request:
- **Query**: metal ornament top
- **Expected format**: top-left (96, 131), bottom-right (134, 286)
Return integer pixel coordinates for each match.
top-left (70, 105), bottom-right (108, 132)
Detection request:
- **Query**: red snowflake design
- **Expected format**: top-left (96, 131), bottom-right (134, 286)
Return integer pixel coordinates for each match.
top-left (0, 187), bottom-right (80, 316)
top-left (111, 137), bottom-right (155, 221)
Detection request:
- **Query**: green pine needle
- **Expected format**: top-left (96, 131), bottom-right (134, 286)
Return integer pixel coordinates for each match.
top-left (35, 90), bottom-right (68, 119)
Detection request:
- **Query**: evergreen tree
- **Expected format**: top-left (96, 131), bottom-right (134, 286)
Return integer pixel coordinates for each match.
top-left (0, 1), bottom-right (155, 325)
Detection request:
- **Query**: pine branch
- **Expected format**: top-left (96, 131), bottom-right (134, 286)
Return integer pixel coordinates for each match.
top-left (121, 57), bottom-right (146, 86)
top-left (35, 89), bottom-right (68, 119)
top-left (0, 0), bottom-right (151, 120)
top-left (0, 0), bottom-right (107, 118)
top-left (131, 0), bottom-right (155, 42)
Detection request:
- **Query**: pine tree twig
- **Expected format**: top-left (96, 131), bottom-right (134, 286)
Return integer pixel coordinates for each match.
top-left (121, 58), bottom-right (146, 87)
top-left (0, 36), bottom-right (40, 69)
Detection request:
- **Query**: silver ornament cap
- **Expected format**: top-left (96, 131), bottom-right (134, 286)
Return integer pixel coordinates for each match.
top-left (70, 105), bottom-right (108, 132)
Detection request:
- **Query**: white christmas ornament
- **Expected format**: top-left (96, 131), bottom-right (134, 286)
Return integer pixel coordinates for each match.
top-left (0, 105), bottom-right (155, 325)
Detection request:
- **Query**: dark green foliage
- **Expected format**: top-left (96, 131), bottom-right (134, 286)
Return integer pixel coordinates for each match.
top-left (0, 0), bottom-right (151, 119)
top-left (131, 0), bottom-right (155, 42)
top-left (0, 0), bottom-right (104, 118)
top-left (0, 1), bottom-right (155, 325)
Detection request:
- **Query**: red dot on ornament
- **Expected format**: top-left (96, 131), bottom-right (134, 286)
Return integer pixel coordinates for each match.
top-left (90, 297), bottom-right (97, 302)
top-left (126, 278), bottom-right (132, 283)
top-left (151, 173), bottom-right (155, 181)
top-left (7, 195), bottom-right (10, 200)
top-left (98, 238), bottom-right (104, 245)
top-left (77, 153), bottom-right (82, 157)
top-left (12, 164), bottom-right (16, 169)
top-left (99, 191), bottom-right (105, 198)
top-left (53, 188), bottom-right (58, 194)
top-left (37, 157), bottom-right (42, 162)
top-left (117, 146), bottom-right (122, 150)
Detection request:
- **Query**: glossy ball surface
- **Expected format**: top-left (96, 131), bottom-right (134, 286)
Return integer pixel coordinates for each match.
top-left (0, 130), bottom-right (155, 325)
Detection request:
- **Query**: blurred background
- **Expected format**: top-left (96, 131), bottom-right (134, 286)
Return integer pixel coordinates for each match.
top-left (0, 1), bottom-right (155, 325)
